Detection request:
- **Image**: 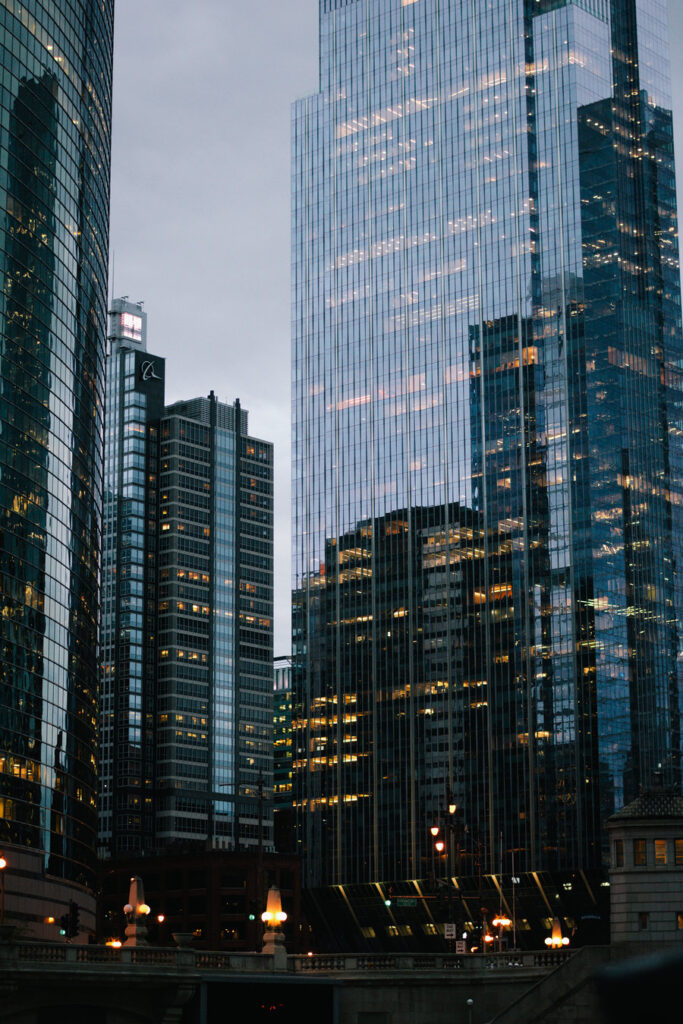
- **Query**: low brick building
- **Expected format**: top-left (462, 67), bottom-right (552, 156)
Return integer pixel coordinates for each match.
top-left (98, 848), bottom-right (303, 951)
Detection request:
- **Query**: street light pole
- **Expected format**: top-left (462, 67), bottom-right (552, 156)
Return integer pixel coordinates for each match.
top-left (511, 849), bottom-right (519, 951)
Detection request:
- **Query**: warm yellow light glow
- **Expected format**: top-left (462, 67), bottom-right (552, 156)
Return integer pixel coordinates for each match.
top-left (483, 933), bottom-right (495, 943)
top-left (546, 917), bottom-right (569, 947)
top-left (45, 916), bottom-right (55, 924)
top-left (138, 903), bottom-right (151, 916)
top-left (435, 840), bottom-right (445, 852)
top-left (106, 940), bottom-right (122, 948)
top-left (493, 915), bottom-right (512, 928)
top-left (0, 855), bottom-right (6, 870)
top-left (262, 886), bottom-right (287, 928)
top-left (157, 914), bottom-right (165, 924)
top-left (430, 825), bottom-right (440, 837)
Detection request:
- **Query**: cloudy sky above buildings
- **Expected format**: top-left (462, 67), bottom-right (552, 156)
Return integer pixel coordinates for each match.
top-left (109, 0), bottom-right (683, 655)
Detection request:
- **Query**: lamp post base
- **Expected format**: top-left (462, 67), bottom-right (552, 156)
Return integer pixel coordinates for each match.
top-left (261, 927), bottom-right (287, 970)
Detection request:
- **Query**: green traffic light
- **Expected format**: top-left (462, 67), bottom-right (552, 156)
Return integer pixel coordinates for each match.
top-left (248, 913), bottom-right (256, 921)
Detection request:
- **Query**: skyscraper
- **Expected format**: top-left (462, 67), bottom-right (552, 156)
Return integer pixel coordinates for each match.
top-left (99, 298), bottom-right (164, 856)
top-left (100, 302), bottom-right (275, 857)
top-left (273, 655), bottom-right (294, 851)
top-left (292, 0), bottom-right (682, 886)
top-left (0, 1), bottom-right (114, 932)
top-left (156, 394), bottom-right (274, 851)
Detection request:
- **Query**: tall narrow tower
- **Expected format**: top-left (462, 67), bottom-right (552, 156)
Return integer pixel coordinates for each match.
top-left (0, 1), bottom-right (114, 934)
top-left (99, 299), bottom-right (165, 857)
top-left (292, 0), bottom-right (682, 886)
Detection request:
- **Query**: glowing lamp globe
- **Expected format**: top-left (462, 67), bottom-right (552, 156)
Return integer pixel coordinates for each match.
top-left (262, 886), bottom-right (287, 928)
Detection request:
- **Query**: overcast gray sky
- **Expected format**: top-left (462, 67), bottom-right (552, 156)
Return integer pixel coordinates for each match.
top-left (109, 0), bottom-right (683, 656)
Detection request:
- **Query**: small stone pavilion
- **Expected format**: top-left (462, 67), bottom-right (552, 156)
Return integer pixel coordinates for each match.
top-left (607, 774), bottom-right (683, 943)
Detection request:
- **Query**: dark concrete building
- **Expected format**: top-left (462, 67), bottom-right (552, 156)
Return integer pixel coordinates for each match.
top-left (99, 848), bottom-right (302, 952)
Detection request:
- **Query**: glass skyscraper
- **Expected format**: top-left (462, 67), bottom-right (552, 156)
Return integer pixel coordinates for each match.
top-left (292, 0), bottom-right (682, 886)
top-left (100, 302), bottom-right (275, 857)
top-left (273, 655), bottom-right (294, 851)
top-left (156, 394), bottom-right (274, 851)
top-left (99, 298), bottom-right (164, 856)
top-left (0, 0), bottom-right (113, 930)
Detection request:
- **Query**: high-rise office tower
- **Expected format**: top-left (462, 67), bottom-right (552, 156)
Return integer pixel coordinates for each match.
top-left (0, 2), bottom-right (114, 932)
top-left (273, 655), bottom-right (294, 851)
top-left (292, 0), bottom-right (682, 886)
top-left (99, 299), bottom-right (165, 856)
top-left (156, 394), bottom-right (274, 850)
top-left (100, 302), bottom-right (275, 856)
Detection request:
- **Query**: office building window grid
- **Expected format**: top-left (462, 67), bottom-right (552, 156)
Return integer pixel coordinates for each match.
top-left (0, 0), bottom-right (113, 884)
top-left (292, 0), bottom-right (682, 885)
top-left (100, 362), bottom-right (275, 856)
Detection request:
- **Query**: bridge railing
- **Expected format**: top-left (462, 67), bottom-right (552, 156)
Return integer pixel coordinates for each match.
top-left (5, 942), bottom-right (573, 975)
top-left (290, 950), bottom-right (573, 972)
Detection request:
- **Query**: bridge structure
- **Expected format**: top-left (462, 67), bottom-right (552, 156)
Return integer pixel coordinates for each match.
top-left (2, 934), bottom-right (662, 1024)
top-left (0, 938), bottom-right (583, 1024)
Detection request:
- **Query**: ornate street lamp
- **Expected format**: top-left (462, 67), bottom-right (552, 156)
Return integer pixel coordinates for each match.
top-left (545, 917), bottom-right (570, 948)
top-left (123, 876), bottom-right (151, 947)
top-left (261, 886), bottom-right (288, 969)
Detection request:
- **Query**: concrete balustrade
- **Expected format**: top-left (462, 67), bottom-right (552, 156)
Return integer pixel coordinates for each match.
top-left (5, 941), bottom-right (573, 975)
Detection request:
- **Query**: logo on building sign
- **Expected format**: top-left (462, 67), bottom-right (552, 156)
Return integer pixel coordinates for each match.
top-left (140, 360), bottom-right (162, 382)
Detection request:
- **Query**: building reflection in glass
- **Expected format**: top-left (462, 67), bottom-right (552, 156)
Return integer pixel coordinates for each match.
top-left (294, 503), bottom-right (509, 885)
top-left (292, 0), bottom-right (682, 885)
top-left (0, 3), bottom-right (113, 888)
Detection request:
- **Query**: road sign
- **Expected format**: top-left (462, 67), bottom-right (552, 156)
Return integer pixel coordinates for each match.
top-left (444, 922), bottom-right (457, 940)
top-left (395, 897), bottom-right (417, 907)
top-left (455, 940), bottom-right (467, 954)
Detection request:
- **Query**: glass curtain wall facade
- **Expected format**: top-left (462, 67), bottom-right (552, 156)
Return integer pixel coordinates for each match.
top-left (0, 0), bottom-right (114, 888)
top-left (156, 395), bottom-right (274, 850)
top-left (274, 655), bottom-right (293, 809)
top-left (273, 655), bottom-right (294, 851)
top-left (100, 371), bottom-right (275, 855)
top-left (292, 0), bottom-right (682, 885)
top-left (99, 300), bottom-right (165, 857)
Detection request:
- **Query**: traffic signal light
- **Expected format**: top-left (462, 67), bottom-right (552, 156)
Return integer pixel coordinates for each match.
top-left (68, 900), bottom-right (80, 938)
top-left (60, 901), bottom-right (79, 939)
